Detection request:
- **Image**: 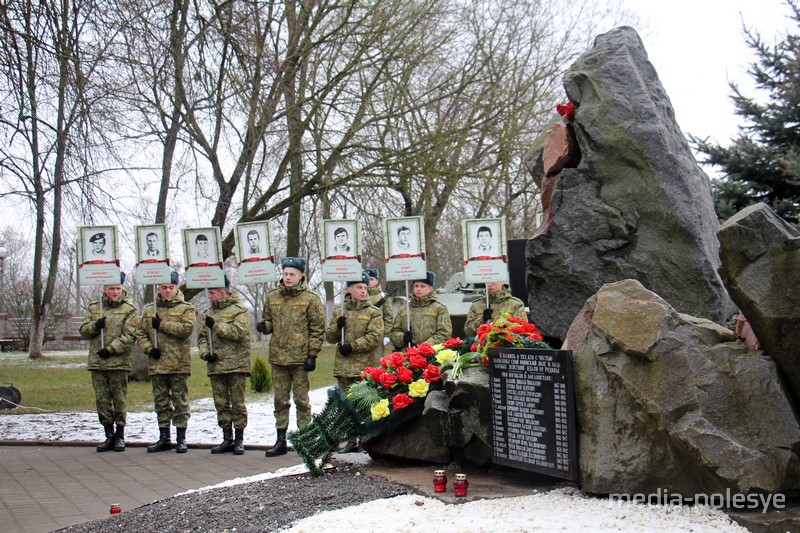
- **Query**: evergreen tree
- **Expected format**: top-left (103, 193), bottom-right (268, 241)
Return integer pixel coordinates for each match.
top-left (691, 1), bottom-right (800, 224)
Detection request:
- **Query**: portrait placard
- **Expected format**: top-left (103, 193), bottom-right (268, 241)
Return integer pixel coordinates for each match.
top-left (321, 219), bottom-right (362, 282)
top-left (384, 216), bottom-right (426, 281)
top-left (134, 224), bottom-right (171, 285)
top-left (462, 218), bottom-right (508, 283)
top-left (182, 227), bottom-right (225, 288)
top-left (234, 221), bottom-right (277, 284)
top-left (77, 225), bottom-right (121, 286)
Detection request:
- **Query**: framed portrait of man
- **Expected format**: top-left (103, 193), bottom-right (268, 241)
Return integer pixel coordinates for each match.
top-left (321, 219), bottom-right (362, 282)
top-left (383, 216), bottom-right (426, 281)
top-left (77, 225), bottom-right (120, 286)
top-left (134, 224), bottom-right (171, 285)
top-left (462, 218), bottom-right (508, 283)
top-left (234, 221), bottom-right (277, 284)
top-left (182, 226), bottom-right (225, 288)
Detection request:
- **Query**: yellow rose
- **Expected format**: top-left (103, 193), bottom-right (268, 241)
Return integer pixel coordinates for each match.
top-left (435, 349), bottom-right (457, 365)
top-left (370, 399), bottom-right (390, 421)
top-left (432, 344), bottom-right (444, 352)
top-left (408, 379), bottom-right (429, 398)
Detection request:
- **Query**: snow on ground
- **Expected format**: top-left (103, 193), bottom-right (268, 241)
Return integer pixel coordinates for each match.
top-left (0, 351), bottom-right (749, 532)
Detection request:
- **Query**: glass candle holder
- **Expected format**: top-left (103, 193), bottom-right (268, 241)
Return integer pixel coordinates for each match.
top-left (433, 469), bottom-right (447, 493)
top-left (453, 473), bottom-right (469, 497)
top-left (109, 503), bottom-right (121, 515)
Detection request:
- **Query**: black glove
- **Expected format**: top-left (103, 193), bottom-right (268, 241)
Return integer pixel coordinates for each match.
top-left (203, 352), bottom-right (218, 363)
top-left (95, 317), bottom-right (106, 330)
top-left (256, 321), bottom-right (267, 334)
top-left (303, 355), bottom-right (317, 372)
top-left (205, 315), bottom-right (215, 328)
top-left (482, 308), bottom-right (493, 322)
top-left (96, 348), bottom-right (111, 359)
top-left (336, 315), bottom-right (346, 330)
top-left (149, 348), bottom-right (161, 359)
top-left (338, 343), bottom-right (353, 356)
top-left (151, 315), bottom-right (161, 330)
top-left (402, 329), bottom-right (413, 346)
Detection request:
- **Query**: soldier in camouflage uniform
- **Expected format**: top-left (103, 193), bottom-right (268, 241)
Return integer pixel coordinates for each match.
top-left (463, 281), bottom-right (527, 337)
top-left (136, 271), bottom-right (196, 453)
top-left (79, 272), bottom-right (138, 452)
top-left (326, 271), bottom-right (384, 453)
top-left (198, 275), bottom-right (251, 455)
top-left (389, 271), bottom-right (451, 349)
top-left (256, 257), bottom-right (325, 457)
top-left (365, 268), bottom-right (393, 339)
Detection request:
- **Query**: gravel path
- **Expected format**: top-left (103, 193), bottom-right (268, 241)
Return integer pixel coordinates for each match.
top-left (56, 463), bottom-right (409, 533)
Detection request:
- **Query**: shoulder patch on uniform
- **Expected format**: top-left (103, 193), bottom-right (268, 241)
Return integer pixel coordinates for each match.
top-left (131, 316), bottom-right (140, 327)
top-left (238, 315), bottom-right (248, 323)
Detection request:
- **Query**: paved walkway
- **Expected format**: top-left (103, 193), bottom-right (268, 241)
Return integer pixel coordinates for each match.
top-left (0, 442), bottom-right (299, 533)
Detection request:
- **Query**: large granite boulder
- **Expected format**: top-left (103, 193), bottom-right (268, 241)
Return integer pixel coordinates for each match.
top-left (717, 202), bottom-right (800, 405)
top-left (565, 279), bottom-right (800, 495)
top-left (524, 27), bottom-right (733, 340)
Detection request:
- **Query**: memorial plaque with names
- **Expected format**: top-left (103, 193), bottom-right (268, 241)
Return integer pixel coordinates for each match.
top-left (489, 347), bottom-right (577, 480)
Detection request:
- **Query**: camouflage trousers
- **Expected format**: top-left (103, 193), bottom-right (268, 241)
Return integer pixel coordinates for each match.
top-left (337, 376), bottom-right (359, 397)
top-left (271, 364), bottom-right (311, 430)
top-left (91, 370), bottom-right (128, 427)
top-left (151, 374), bottom-right (190, 428)
top-left (209, 373), bottom-right (248, 429)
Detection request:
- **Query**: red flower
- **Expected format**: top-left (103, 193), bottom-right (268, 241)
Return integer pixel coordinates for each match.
top-left (556, 101), bottom-right (576, 123)
top-left (443, 337), bottom-right (462, 349)
top-left (379, 372), bottom-right (397, 390)
top-left (396, 366), bottom-right (414, 384)
top-left (387, 351), bottom-right (406, 368)
top-left (392, 393), bottom-right (414, 410)
top-left (408, 353), bottom-right (428, 369)
top-left (366, 366), bottom-right (385, 382)
top-left (379, 355), bottom-right (390, 368)
top-left (404, 346), bottom-right (419, 358)
top-left (470, 342), bottom-right (477, 352)
top-left (477, 323), bottom-right (492, 337)
top-left (422, 364), bottom-right (441, 383)
top-left (417, 343), bottom-right (435, 356)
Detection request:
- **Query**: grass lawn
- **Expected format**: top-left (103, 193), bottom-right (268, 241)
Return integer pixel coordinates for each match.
top-left (0, 343), bottom-right (338, 413)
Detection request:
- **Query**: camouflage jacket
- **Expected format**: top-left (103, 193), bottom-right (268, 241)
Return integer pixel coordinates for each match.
top-left (368, 284), bottom-right (394, 336)
top-left (136, 291), bottom-right (196, 375)
top-left (198, 292), bottom-right (251, 376)
top-left (261, 278), bottom-right (325, 365)
top-left (325, 296), bottom-right (384, 378)
top-left (79, 291), bottom-right (138, 372)
top-left (463, 287), bottom-right (527, 337)
top-left (389, 293), bottom-right (451, 348)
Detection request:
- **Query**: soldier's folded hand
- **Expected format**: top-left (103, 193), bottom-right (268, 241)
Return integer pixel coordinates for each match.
top-left (338, 343), bottom-right (353, 356)
top-left (336, 315), bottom-right (346, 330)
top-left (96, 348), bottom-right (111, 359)
top-left (203, 352), bottom-right (218, 363)
top-left (95, 317), bottom-right (106, 330)
top-left (402, 329), bottom-right (413, 346)
top-left (256, 321), bottom-right (267, 334)
top-left (149, 348), bottom-right (161, 359)
top-left (482, 308), bottom-right (493, 322)
top-left (205, 315), bottom-right (215, 328)
top-left (303, 355), bottom-right (317, 372)
top-left (151, 315), bottom-right (161, 330)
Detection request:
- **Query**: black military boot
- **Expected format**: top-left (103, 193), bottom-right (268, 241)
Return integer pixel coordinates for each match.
top-left (210, 427), bottom-right (234, 454)
top-left (147, 427), bottom-right (171, 453)
top-left (233, 428), bottom-right (245, 455)
top-left (96, 425), bottom-right (115, 452)
top-left (265, 429), bottom-right (287, 457)
top-left (113, 425), bottom-right (125, 452)
top-left (175, 427), bottom-right (188, 454)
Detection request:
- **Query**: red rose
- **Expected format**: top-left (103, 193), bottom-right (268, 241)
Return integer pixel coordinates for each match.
top-left (422, 364), bottom-right (441, 383)
top-left (417, 343), bottom-right (435, 356)
top-left (443, 337), bottom-right (462, 349)
top-left (396, 366), bottom-right (414, 384)
top-left (408, 353), bottom-right (428, 369)
top-left (366, 367), bottom-right (385, 382)
top-left (404, 346), bottom-right (418, 357)
top-left (387, 351), bottom-right (406, 368)
top-left (379, 372), bottom-right (397, 389)
top-left (380, 355), bottom-right (390, 368)
top-left (392, 393), bottom-right (414, 410)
